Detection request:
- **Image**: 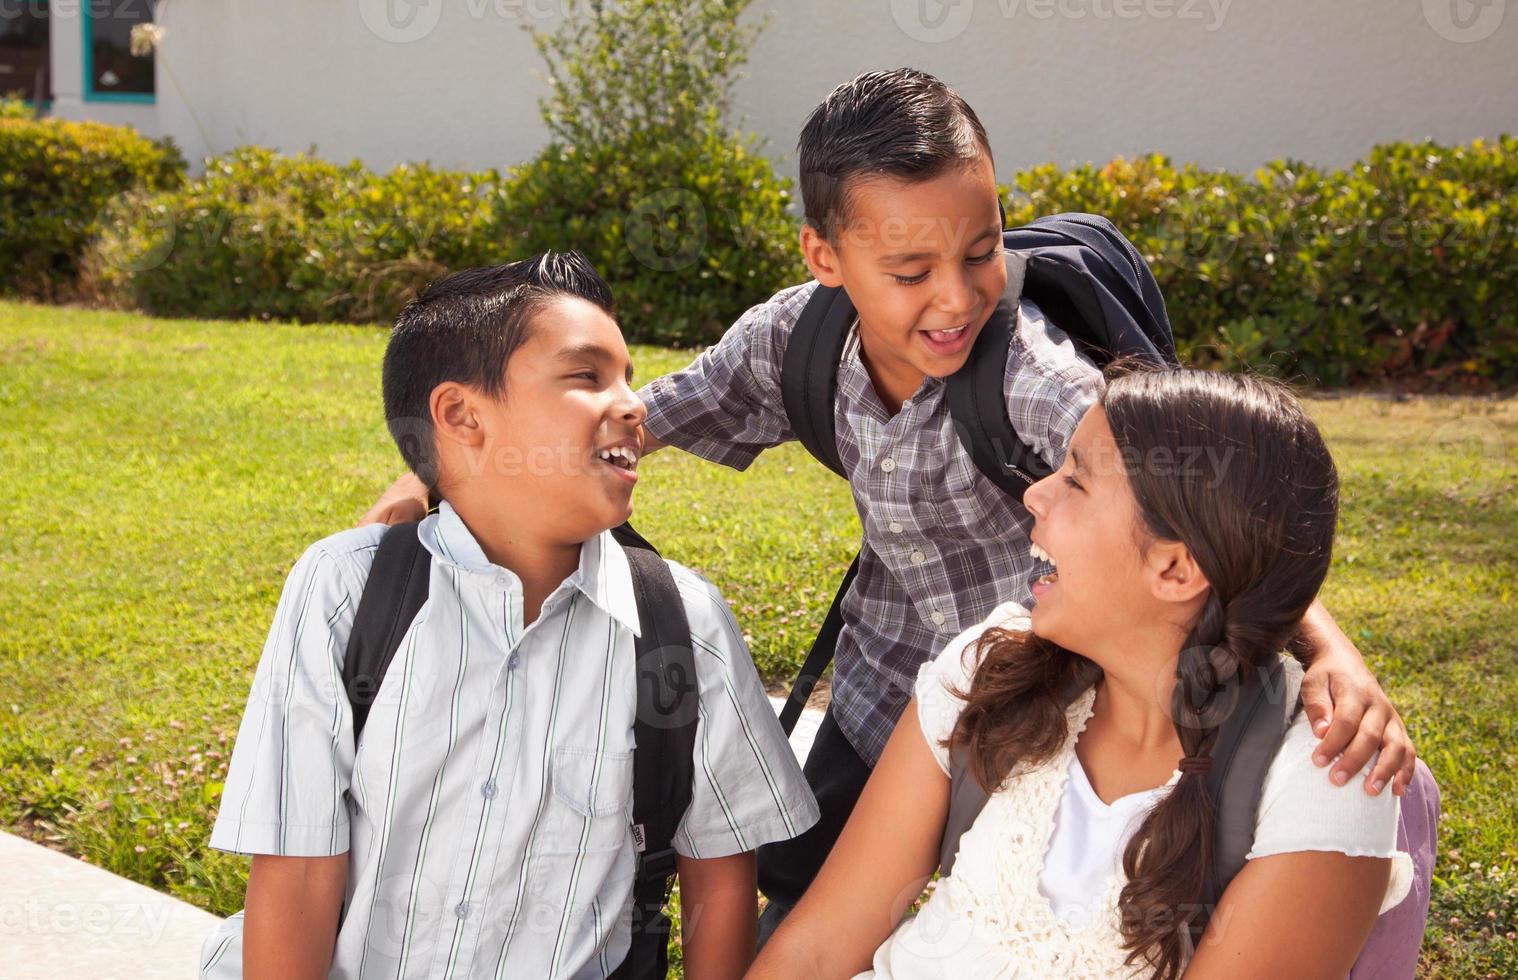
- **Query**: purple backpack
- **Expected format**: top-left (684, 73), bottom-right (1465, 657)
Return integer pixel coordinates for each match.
top-left (941, 656), bottom-right (1439, 977)
top-left (1349, 759), bottom-right (1439, 979)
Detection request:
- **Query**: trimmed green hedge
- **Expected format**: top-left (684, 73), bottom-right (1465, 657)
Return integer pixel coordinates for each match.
top-left (1005, 137), bottom-right (1518, 387)
top-left (86, 128), bottom-right (803, 346)
top-left (86, 147), bottom-right (506, 324)
top-left (6, 102), bottom-right (1513, 385)
top-left (0, 102), bottom-right (184, 298)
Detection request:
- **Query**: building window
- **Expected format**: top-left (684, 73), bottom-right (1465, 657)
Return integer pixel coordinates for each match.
top-left (84, 0), bottom-right (154, 102)
top-left (0, 1), bottom-right (51, 104)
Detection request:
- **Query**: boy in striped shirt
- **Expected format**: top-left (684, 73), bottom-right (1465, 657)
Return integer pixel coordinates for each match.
top-left (200, 252), bottom-right (818, 979)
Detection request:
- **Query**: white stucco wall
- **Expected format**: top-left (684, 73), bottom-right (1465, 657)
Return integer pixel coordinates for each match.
top-left (91, 0), bottom-right (1518, 177)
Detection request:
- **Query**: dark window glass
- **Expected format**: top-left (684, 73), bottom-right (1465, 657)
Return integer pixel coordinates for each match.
top-left (0, 1), bottom-right (50, 103)
top-left (87, 0), bottom-right (154, 98)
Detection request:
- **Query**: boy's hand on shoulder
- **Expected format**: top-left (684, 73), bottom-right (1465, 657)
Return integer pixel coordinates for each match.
top-left (358, 471), bottom-right (429, 527)
top-left (1297, 601), bottom-right (1416, 797)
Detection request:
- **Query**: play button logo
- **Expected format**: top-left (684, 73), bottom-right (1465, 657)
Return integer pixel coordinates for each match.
top-left (1422, 0), bottom-right (1505, 42)
top-left (891, 0), bottom-right (976, 43)
top-left (358, 0), bottom-right (444, 44)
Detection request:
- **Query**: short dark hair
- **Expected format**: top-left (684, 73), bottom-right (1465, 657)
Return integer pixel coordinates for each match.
top-left (798, 68), bottom-right (993, 241)
top-left (382, 250), bottom-right (615, 488)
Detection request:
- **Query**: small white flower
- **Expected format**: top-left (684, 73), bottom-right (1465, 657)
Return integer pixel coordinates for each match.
top-left (130, 23), bottom-right (166, 57)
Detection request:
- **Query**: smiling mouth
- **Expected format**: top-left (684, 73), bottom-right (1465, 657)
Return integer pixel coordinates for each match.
top-left (925, 324), bottom-right (967, 342)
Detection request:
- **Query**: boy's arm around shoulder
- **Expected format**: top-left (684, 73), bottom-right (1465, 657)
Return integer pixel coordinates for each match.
top-left (635, 283), bottom-right (816, 471)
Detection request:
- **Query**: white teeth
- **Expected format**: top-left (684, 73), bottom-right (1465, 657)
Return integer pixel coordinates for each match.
top-left (597, 446), bottom-right (639, 470)
top-left (927, 325), bottom-right (967, 340)
top-left (1030, 542), bottom-right (1056, 565)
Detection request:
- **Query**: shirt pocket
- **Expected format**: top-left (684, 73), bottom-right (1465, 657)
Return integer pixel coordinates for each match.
top-left (540, 745), bottom-right (634, 854)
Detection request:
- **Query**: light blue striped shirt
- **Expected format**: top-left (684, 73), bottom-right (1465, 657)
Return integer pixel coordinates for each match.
top-left (201, 501), bottom-right (818, 978)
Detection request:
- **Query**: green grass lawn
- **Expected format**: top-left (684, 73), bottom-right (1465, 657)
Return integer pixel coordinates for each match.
top-left (2, 300), bottom-right (1515, 976)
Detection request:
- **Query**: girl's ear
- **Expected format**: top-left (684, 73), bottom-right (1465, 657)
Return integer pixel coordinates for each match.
top-left (1146, 540), bottom-right (1211, 605)
top-left (800, 223), bottom-right (845, 288)
top-left (431, 382), bottom-right (486, 450)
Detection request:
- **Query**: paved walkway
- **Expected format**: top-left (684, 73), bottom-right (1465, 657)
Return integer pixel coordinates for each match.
top-left (0, 700), bottom-right (823, 977)
top-left (0, 830), bottom-right (223, 979)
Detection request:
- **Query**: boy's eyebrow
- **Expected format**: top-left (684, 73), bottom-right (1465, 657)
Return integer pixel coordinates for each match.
top-left (877, 225), bottom-right (1003, 266)
top-left (556, 342), bottom-right (634, 381)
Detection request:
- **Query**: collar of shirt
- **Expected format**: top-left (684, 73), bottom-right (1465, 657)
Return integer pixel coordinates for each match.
top-left (416, 501), bottom-right (642, 637)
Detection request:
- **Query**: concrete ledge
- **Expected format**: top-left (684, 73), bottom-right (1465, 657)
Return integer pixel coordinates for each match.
top-left (0, 831), bottom-right (221, 979)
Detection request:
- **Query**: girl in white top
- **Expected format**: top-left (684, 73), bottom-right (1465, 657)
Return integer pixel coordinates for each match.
top-left (750, 367), bottom-right (1412, 980)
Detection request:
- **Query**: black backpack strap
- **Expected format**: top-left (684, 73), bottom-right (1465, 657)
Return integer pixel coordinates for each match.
top-left (342, 521), bottom-right (431, 744)
top-left (944, 252), bottom-right (1048, 504)
top-left (1197, 654), bottom-right (1303, 939)
top-left (777, 550), bottom-right (860, 737)
top-left (608, 523), bottom-right (698, 980)
top-left (779, 283), bottom-right (855, 479)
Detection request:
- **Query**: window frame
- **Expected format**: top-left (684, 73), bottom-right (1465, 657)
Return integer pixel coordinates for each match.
top-left (0, 0), bottom-right (53, 106)
top-left (81, 0), bottom-right (155, 104)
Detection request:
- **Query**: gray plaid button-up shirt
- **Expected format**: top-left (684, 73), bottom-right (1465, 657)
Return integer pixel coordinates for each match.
top-left (640, 281), bottom-right (1102, 765)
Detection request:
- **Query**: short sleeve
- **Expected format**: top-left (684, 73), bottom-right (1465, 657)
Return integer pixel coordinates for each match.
top-left (913, 601), bottom-right (1033, 776)
top-left (637, 283), bottom-right (814, 471)
top-left (667, 563), bottom-right (821, 859)
top-left (209, 538), bottom-right (371, 857)
top-left (1004, 298), bottom-right (1104, 472)
top-left (1247, 714), bottom-right (1415, 915)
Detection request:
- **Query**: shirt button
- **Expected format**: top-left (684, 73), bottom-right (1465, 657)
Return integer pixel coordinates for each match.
top-left (455, 902), bottom-right (471, 920)
top-left (888, 521), bottom-right (903, 534)
top-left (481, 778), bottom-right (498, 799)
top-left (508, 653), bottom-right (521, 670)
top-left (880, 457), bottom-right (896, 473)
top-left (931, 610), bottom-right (946, 627)
top-left (910, 550), bottom-right (926, 565)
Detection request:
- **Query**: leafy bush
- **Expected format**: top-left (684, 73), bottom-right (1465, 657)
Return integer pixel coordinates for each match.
top-left (492, 124), bottom-right (803, 345)
top-left (1005, 137), bottom-right (1518, 387)
top-left (86, 147), bottom-right (506, 323)
top-left (0, 96), bottom-right (35, 120)
top-left (0, 113), bottom-right (183, 297)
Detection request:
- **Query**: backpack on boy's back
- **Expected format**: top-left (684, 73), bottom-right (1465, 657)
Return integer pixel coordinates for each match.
top-left (777, 212), bottom-right (1438, 976)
